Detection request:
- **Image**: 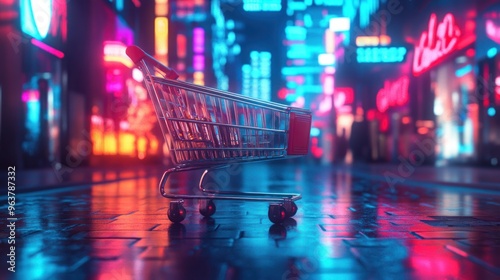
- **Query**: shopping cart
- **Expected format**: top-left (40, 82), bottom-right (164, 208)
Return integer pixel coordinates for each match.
top-left (126, 46), bottom-right (312, 223)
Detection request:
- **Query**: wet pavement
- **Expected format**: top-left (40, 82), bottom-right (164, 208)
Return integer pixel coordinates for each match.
top-left (2, 161), bottom-right (500, 279)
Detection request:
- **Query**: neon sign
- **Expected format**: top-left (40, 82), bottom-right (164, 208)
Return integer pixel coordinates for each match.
top-left (376, 76), bottom-right (409, 112)
top-left (357, 47), bottom-right (407, 63)
top-left (21, 0), bottom-right (52, 40)
top-left (355, 35), bottom-right (391, 47)
top-left (413, 13), bottom-right (461, 76)
top-left (21, 0), bottom-right (67, 42)
top-left (104, 41), bottom-right (133, 68)
top-left (243, 0), bottom-right (281, 11)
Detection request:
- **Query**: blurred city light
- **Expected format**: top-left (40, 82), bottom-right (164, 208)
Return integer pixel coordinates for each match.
top-left (329, 17), bottom-right (350, 32)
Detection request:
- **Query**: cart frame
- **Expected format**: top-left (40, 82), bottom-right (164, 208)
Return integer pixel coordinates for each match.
top-left (126, 46), bottom-right (311, 223)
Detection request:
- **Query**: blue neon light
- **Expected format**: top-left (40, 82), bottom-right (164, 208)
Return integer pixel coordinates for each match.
top-left (310, 127), bottom-right (320, 137)
top-left (244, 0), bottom-right (281, 11)
top-left (20, 0), bottom-right (53, 40)
top-left (242, 51), bottom-right (272, 101)
top-left (116, 0), bottom-right (123, 11)
top-left (488, 107), bottom-right (496, 117)
top-left (488, 47), bottom-right (498, 58)
top-left (287, 44), bottom-right (310, 59)
top-left (455, 65), bottom-right (473, 78)
top-left (285, 26), bottom-right (307, 41)
top-left (356, 47), bottom-right (407, 63)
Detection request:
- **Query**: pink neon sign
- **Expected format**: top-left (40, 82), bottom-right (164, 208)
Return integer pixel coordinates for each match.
top-left (486, 19), bottom-right (500, 44)
top-left (376, 76), bottom-right (409, 112)
top-left (413, 13), bottom-right (461, 76)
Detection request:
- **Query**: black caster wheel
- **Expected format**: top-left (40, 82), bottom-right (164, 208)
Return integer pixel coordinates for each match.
top-left (282, 201), bottom-right (298, 218)
top-left (268, 204), bottom-right (287, 224)
top-left (167, 201), bottom-right (186, 223)
top-left (199, 199), bottom-right (216, 217)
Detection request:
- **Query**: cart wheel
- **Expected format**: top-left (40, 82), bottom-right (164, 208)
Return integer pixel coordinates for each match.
top-left (168, 201), bottom-right (186, 223)
top-left (199, 199), bottom-right (216, 217)
top-left (268, 204), bottom-right (287, 224)
top-left (289, 201), bottom-right (298, 217)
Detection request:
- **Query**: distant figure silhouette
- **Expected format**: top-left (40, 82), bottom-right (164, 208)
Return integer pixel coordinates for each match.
top-left (335, 128), bottom-right (348, 163)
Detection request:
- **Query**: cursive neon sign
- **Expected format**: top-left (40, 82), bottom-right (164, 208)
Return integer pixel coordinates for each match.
top-left (376, 76), bottom-right (410, 112)
top-left (413, 13), bottom-right (461, 76)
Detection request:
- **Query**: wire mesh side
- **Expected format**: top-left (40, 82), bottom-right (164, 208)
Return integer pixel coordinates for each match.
top-left (152, 82), bottom-right (290, 165)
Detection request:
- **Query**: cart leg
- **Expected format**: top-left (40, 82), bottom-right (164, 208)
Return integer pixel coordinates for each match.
top-left (159, 167), bottom-right (180, 197)
top-left (159, 168), bottom-right (188, 223)
top-left (198, 166), bottom-right (229, 193)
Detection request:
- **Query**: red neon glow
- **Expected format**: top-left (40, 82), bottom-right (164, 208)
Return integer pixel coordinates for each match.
top-left (496, 87), bottom-right (500, 104)
top-left (417, 127), bottom-right (429, 135)
top-left (445, 245), bottom-right (469, 258)
top-left (366, 109), bottom-right (377, 121)
top-left (413, 13), bottom-right (461, 76)
top-left (278, 88), bottom-right (288, 99)
top-left (380, 115), bottom-right (389, 132)
top-left (376, 76), bottom-right (410, 112)
top-left (483, 63), bottom-right (490, 107)
top-left (333, 87), bottom-right (354, 109)
top-left (50, 0), bottom-right (67, 42)
top-left (177, 34), bottom-right (187, 58)
top-left (132, 0), bottom-right (141, 7)
top-left (465, 48), bottom-right (475, 57)
top-left (31, 39), bottom-right (64, 58)
top-left (311, 137), bottom-right (323, 158)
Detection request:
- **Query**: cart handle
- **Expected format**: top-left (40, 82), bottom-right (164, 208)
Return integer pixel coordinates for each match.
top-left (126, 45), bottom-right (179, 80)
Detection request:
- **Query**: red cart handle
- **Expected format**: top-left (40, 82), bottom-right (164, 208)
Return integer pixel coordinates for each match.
top-left (126, 45), bottom-right (179, 80)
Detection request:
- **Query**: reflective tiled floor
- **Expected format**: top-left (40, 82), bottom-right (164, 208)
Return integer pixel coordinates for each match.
top-left (3, 162), bottom-right (500, 279)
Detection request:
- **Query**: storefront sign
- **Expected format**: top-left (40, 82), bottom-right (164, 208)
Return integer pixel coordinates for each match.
top-left (357, 47), bottom-right (407, 63)
top-left (376, 76), bottom-right (409, 112)
top-left (413, 13), bottom-right (461, 76)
